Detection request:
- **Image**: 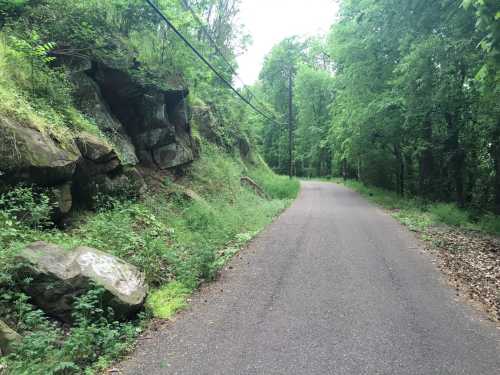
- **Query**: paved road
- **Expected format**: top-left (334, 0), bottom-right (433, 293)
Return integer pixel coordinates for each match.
top-left (120, 181), bottom-right (499, 375)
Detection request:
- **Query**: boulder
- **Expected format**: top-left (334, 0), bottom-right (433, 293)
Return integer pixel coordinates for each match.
top-left (0, 116), bottom-right (80, 186)
top-left (16, 241), bottom-right (147, 322)
top-left (0, 320), bottom-right (21, 355)
top-left (75, 133), bottom-right (116, 163)
top-left (50, 182), bottom-right (73, 216)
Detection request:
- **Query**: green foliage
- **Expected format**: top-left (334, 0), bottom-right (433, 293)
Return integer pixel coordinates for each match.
top-left (0, 186), bottom-right (53, 229)
top-left (0, 31), bottom-right (102, 141)
top-left (1, 287), bottom-right (139, 375)
top-left (341, 179), bottom-right (500, 235)
top-left (428, 203), bottom-right (470, 227)
top-left (147, 281), bottom-right (190, 319)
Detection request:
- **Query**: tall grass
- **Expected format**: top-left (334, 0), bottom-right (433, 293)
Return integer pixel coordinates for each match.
top-left (0, 32), bottom-right (101, 140)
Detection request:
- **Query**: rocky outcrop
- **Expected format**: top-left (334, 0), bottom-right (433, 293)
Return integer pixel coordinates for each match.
top-left (192, 105), bottom-right (226, 147)
top-left (72, 71), bottom-right (139, 166)
top-left (0, 58), bottom-right (198, 217)
top-left (89, 63), bottom-right (196, 170)
top-left (0, 119), bottom-right (145, 216)
top-left (0, 116), bottom-right (80, 186)
top-left (17, 241), bottom-right (147, 322)
top-left (0, 320), bottom-right (21, 355)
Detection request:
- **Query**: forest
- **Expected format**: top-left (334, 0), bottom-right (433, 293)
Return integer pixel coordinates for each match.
top-left (257, 0), bottom-right (499, 215)
top-left (0, 0), bottom-right (498, 373)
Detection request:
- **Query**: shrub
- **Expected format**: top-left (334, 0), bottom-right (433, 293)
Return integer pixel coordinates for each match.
top-left (3, 287), bottom-right (140, 375)
top-left (428, 203), bottom-right (470, 227)
top-left (0, 186), bottom-right (53, 229)
top-left (477, 214), bottom-right (500, 235)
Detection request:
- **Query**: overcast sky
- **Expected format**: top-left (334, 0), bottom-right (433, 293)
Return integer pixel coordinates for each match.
top-left (236, 0), bottom-right (339, 86)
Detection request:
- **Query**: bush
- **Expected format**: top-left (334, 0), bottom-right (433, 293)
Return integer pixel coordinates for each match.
top-left (428, 203), bottom-right (470, 227)
top-left (3, 287), bottom-right (139, 375)
top-left (477, 214), bottom-right (500, 235)
top-left (0, 186), bottom-right (53, 229)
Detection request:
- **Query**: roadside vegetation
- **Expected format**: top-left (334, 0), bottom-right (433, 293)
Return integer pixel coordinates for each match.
top-left (0, 0), bottom-right (300, 373)
top-left (0, 143), bottom-right (299, 373)
top-left (339, 179), bottom-right (500, 236)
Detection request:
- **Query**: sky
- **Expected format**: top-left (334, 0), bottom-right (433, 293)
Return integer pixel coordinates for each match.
top-left (236, 0), bottom-right (339, 86)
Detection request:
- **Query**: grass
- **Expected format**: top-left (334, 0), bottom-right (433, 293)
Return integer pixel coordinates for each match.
top-left (147, 281), bottom-right (191, 319)
top-left (337, 179), bottom-right (500, 235)
top-left (0, 31), bottom-right (302, 375)
top-left (0, 143), bottom-right (299, 374)
top-left (0, 32), bottom-right (103, 143)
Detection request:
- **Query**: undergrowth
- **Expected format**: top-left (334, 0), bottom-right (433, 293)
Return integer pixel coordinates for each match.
top-left (338, 179), bottom-right (500, 235)
top-left (0, 144), bottom-right (299, 374)
top-left (0, 31), bottom-right (101, 142)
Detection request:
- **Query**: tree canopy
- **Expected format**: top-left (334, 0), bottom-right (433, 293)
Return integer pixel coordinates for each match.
top-left (256, 0), bottom-right (500, 214)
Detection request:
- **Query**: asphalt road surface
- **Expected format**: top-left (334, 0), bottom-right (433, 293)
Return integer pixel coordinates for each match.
top-left (120, 181), bottom-right (500, 375)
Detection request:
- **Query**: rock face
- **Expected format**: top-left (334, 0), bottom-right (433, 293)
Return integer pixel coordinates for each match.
top-left (0, 320), bottom-right (21, 355)
top-left (0, 116), bottom-right (80, 186)
top-left (90, 64), bottom-right (196, 170)
top-left (17, 241), bottom-right (147, 322)
top-left (192, 105), bottom-right (226, 147)
top-left (0, 118), bottom-right (145, 215)
top-left (72, 71), bottom-right (139, 166)
top-left (0, 59), bottom-right (197, 217)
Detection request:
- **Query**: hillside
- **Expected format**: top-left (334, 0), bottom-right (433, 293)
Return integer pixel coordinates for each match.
top-left (0, 1), bottom-right (298, 373)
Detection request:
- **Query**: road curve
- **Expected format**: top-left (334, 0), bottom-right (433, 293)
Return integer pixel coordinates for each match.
top-left (120, 181), bottom-right (499, 375)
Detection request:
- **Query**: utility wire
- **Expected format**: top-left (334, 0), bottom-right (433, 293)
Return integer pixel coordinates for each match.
top-left (180, 0), bottom-right (277, 120)
top-left (144, 0), bottom-right (285, 126)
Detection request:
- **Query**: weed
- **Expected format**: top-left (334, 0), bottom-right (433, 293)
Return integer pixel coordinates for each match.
top-left (0, 144), bottom-right (296, 373)
top-left (428, 203), bottom-right (470, 227)
top-left (146, 281), bottom-right (191, 319)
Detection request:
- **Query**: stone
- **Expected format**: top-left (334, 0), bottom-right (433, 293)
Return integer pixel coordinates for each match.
top-left (0, 116), bottom-right (80, 186)
top-left (17, 241), bottom-right (147, 322)
top-left (72, 72), bottom-right (139, 166)
top-left (0, 320), bottom-right (21, 355)
top-left (50, 182), bottom-right (73, 216)
top-left (75, 133), bottom-right (116, 163)
top-left (192, 105), bottom-right (226, 147)
top-left (135, 128), bottom-right (174, 149)
top-left (153, 141), bottom-right (194, 170)
top-left (90, 63), bottom-right (196, 170)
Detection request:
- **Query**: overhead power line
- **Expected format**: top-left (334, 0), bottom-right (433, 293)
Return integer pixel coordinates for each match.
top-left (180, 0), bottom-right (277, 119)
top-left (144, 0), bottom-right (285, 126)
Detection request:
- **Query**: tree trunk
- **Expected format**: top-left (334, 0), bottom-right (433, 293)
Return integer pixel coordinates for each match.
top-left (445, 112), bottom-right (465, 207)
top-left (393, 144), bottom-right (404, 196)
top-left (419, 115), bottom-right (434, 198)
top-left (492, 120), bottom-right (500, 215)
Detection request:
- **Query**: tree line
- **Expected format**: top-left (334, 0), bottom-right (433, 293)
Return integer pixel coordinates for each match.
top-left (256, 0), bottom-right (500, 214)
